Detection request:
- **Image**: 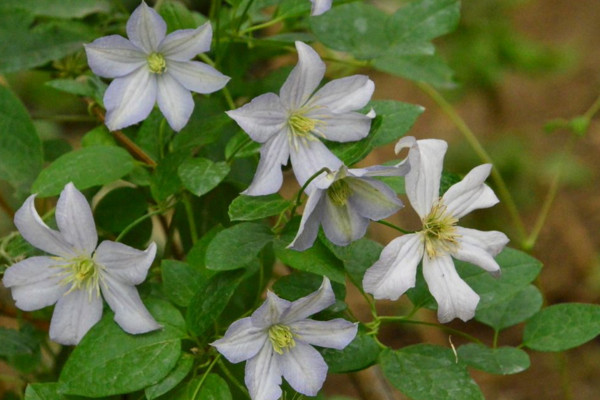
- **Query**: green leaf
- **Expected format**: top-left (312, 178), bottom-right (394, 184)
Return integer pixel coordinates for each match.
top-left (205, 222), bottom-right (273, 271)
top-left (32, 146), bottom-right (135, 197)
top-left (387, 0), bottom-right (460, 43)
top-left (523, 303), bottom-right (600, 352)
top-left (45, 76), bottom-right (107, 106)
top-left (25, 383), bottom-right (69, 400)
top-left (162, 260), bottom-right (209, 307)
top-left (380, 345), bottom-right (484, 400)
top-left (169, 373), bottom-right (231, 400)
top-left (135, 109), bottom-right (171, 162)
top-left (0, 86), bottom-right (43, 193)
top-left (159, 1), bottom-right (206, 32)
top-left (145, 353), bottom-right (194, 400)
top-left (457, 344), bottom-right (530, 375)
top-left (150, 151), bottom-right (187, 202)
top-left (325, 237), bottom-right (383, 289)
top-left (1, 0), bottom-right (110, 18)
top-left (369, 100), bottom-right (425, 147)
top-left (59, 299), bottom-right (185, 397)
top-left (81, 126), bottom-right (116, 148)
top-left (0, 327), bottom-right (37, 357)
top-left (186, 271), bottom-right (244, 337)
top-left (228, 194), bottom-right (291, 221)
top-left (43, 139), bottom-right (72, 163)
top-left (178, 158), bottom-right (230, 197)
top-left (321, 331), bottom-right (380, 373)
top-left (373, 53), bottom-right (456, 88)
top-left (275, 239), bottom-right (346, 284)
top-left (272, 271), bottom-right (346, 312)
top-left (475, 284), bottom-right (543, 331)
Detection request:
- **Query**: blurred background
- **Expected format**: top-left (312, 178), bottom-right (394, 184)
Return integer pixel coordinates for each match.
top-left (1, 0), bottom-right (599, 399)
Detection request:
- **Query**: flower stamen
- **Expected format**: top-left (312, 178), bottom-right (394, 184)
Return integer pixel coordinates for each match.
top-left (59, 257), bottom-right (103, 300)
top-left (328, 179), bottom-right (352, 206)
top-left (268, 324), bottom-right (296, 355)
top-left (147, 52), bottom-right (167, 74)
top-left (422, 200), bottom-right (459, 258)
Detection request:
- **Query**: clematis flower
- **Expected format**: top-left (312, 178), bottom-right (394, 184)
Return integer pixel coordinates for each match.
top-left (212, 277), bottom-right (357, 400)
top-left (310, 0), bottom-right (332, 16)
top-left (289, 163), bottom-right (409, 251)
top-left (226, 41), bottom-right (375, 196)
top-left (85, 1), bottom-right (230, 132)
top-left (2, 183), bottom-right (160, 345)
top-left (362, 137), bottom-right (509, 323)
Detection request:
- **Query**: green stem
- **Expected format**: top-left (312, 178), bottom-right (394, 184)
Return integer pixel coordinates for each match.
top-left (492, 329), bottom-right (499, 348)
top-left (380, 316), bottom-right (483, 345)
top-left (235, 0), bottom-right (256, 34)
top-left (289, 167), bottom-right (330, 217)
top-left (321, 56), bottom-right (371, 68)
top-left (240, 15), bottom-right (288, 34)
top-left (583, 93), bottom-right (600, 120)
top-left (115, 208), bottom-right (165, 242)
top-left (226, 135), bottom-right (252, 163)
top-left (375, 219), bottom-right (412, 234)
top-left (191, 355), bottom-right (220, 400)
top-left (417, 82), bottom-right (527, 244)
top-left (218, 359), bottom-right (251, 398)
top-left (183, 192), bottom-right (199, 244)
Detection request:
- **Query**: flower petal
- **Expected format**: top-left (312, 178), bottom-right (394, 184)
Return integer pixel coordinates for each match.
top-left (104, 67), bottom-right (157, 131)
top-left (14, 195), bottom-right (74, 258)
top-left (55, 183), bottom-right (97, 255)
top-left (346, 177), bottom-right (403, 221)
top-left (84, 35), bottom-right (146, 78)
top-left (245, 341), bottom-right (282, 400)
top-left (167, 60), bottom-right (230, 94)
top-left (100, 274), bottom-right (161, 334)
top-left (309, 75), bottom-right (374, 113)
top-left (290, 319), bottom-right (357, 349)
top-left (349, 162), bottom-right (411, 178)
top-left (156, 72), bottom-right (194, 131)
top-left (211, 318), bottom-right (267, 363)
top-left (95, 241), bottom-right (156, 285)
top-left (321, 194), bottom-right (369, 246)
top-left (3, 257), bottom-right (67, 311)
top-left (226, 93), bottom-right (287, 143)
top-left (126, 1), bottom-right (166, 53)
top-left (404, 138), bottom-right (448, 219)
top-left (288, 189), bottom-right (326, 251)
top-left (442, 164), bottom-right (499, 219)
top-left (251, 291), bottom-right (291, 328)
top-left (49, 289), bottom-right (103, 345)
top-left (278, 341), bottom-right (328, 396)
top-left (289, 139), bottom-right (343, 191)
top-left (281, 277), bottom-right (335, 323)
top-left (362, 233), bottom-right (424, 300)
top-left (310, 110), bottom-right (372, 143)
top-left (422, 254), bottom-right (479, 323)
top-left (456, 227), bottom-right (509, 257)
top-left (243, 132), bottom-right (289, 196)
top-left (280, 41), bottom-right (325, 110)
top-left (159, 23), bottom-right (212, 60)
top-left (310, 0), bottom-right (332, 16)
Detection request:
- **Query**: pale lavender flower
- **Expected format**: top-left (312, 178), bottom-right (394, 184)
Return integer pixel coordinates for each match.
top-left (310, 0), bottom-right (332, 16)
top-left (85, 1), bottom-right (230, 132)
top-left (212, 278), bottom-right (357, 400)
top-left (2, 183), bottom-right (160, 345)
top-left (226, 41), bottom-right (375, 196)
top-left (362, 137), bottom-right (509, 323)
top-left (289, 163), bottom-right (409, 251)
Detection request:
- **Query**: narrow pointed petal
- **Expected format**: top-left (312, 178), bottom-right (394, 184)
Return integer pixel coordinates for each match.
top-left (226, 93), bottom-right (287, 143)
top-left (159, 23), bottom-right (212, 60)
top-left (456, 227), bottom-right (509, 257)
top-left (290, 319), bottom-right (357, 349)
top-left (454, 239), bottom-right (502, 276)
top-left (309, 75), bottom-right (374, 113)
top-left (95, 241), bottom-right (156, 285)
top-left (104, 67), bottom-right (157, 131)
top-left (243, 132), bottom-right (289, 196)
top-left (321, 195), bottom-right (368, 246)
top-left (251, 291), bottom-right (291, 328)
top-left (362, 234), bottom-right (423, 300)
top-left (126, 1), bottom-right (166, 53)
top-left (279, 342), bottom-right (328, 396)
top-left (404, 139), bottom-right (448, 219)
top-left (289, 139), bottom-right (343, 190)
top-left (3, 257), bottom-right (67, 311)
top-left (350, 162), bottom-right (411, 178)
top-left (422, 255), bottom-right (479, 323)
top-left (49, 289), bottom-right (103, 345)
top-left (311, 0), bottom-right (332, 16)
top-left (211, 318), bottom-right (267, 363)
top-left (443, 164), bottom-right (499, 218)
top-left (156, 72), bottom-right (194, 131)
top-left (245, 342), bottom-right (282, 400)
top-left (280, 42), bottom-right (325, 109)
top-left (310, 110), bottom-right (372, 142)
top-left (288, 189), bottom-right (326, 251)
top-left (168, 60), bottom-right (230, 94)
top-left (55, 183), bottom-right (97, 255)
top-left (101, 274), bottom-right (161, 334)
top-left (346, 177), bottom-right (402, 221)
top-left (84, 35), bottom-right (146, 78)
top-left (14, 195), bottom-right (74, 258)
top-left (281, 278), bottom-right (335, 323)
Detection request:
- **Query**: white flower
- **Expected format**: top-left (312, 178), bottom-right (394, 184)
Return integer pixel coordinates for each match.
top-left (212, 278), bottom-right (357, 400)
top-left (289, 163), bottom-right (409, 251)
top-left (2, 183), bottom-right (160, 345)
top-left (362, 137), bottom-right (509, 323)
top-left (85, 1), bottom-right (230, 132)
top-left (310, 0), bottom-right (332, 16)
top-left (226, 41), bottom-right (375, 196)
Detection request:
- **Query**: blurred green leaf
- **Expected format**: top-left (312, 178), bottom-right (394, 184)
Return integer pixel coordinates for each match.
top-left (159, 1), bottom-right (206, 32)
top-left (45, 76), bottom-right (107, 106)
top-left (373, 53), bottom-right (456, 88)
top-left (458, 344), bottom-right (530, 375)
top-left (0, 327), bottom-right (38, 357)
top-left (81, 125), bottom-right (116, 148)
top-left (2, 0), bottom-right (109, 18)
top-left (25, 383), bottom-right (69, 400)
top-left (145, 353), bottom-right (194, 400)
top-left (228, 194), bottom-right (291, 221)
top-left (387, 0), bottom-right (460, 43)
top-left (178, 158), bottom-right (230, 197)
top-left (42, 139), bottom-right (72, 163)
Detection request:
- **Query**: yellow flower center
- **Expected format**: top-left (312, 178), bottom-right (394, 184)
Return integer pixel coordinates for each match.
top-left (288, 112), bottom-right (317, 137)
top-left (422, 200), bottom-right (459, 258)
top-left (59, 257), bottom-right (103, 299)
top-left (328, 179), bottom-right (352, 206)
top-left (268, 324), bottom-right (296, 355)
top-left (147, 52), bottom-right (167, 74)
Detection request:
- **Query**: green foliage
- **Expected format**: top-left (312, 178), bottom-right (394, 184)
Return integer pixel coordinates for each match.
top-left (145, 353), bottom-right (195, 400)
top-left (228, 194), bottom-right (291, 221)
top-left (0, 327), bottom-right (38, 357)
top-left (321, 331), bottom-right (381, 373)
top-left (458, 344), bottom-right (530, 375)
top-left (178, 158), bottom-right (231, 197)
top-left (161, 260), bottom-right (210, 307)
